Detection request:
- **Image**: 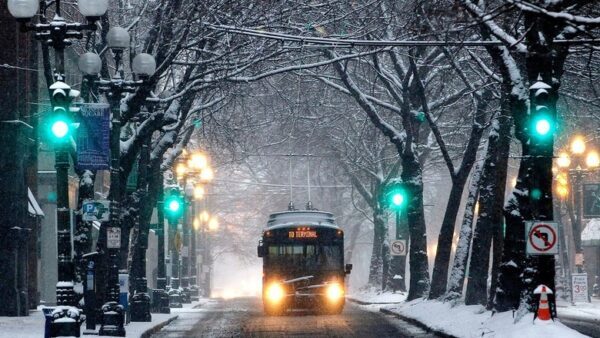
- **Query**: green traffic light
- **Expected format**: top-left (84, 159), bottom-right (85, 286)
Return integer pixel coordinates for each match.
top-left (168, 199), bottom-right (181, 212)
top-left (51, 120), bottom-right (70, 139)
top-left (387, 188), bottom-right (407, 210)
top-left (392, 193), bottom-right (404, 207)
top-left (534, 118), bottom-right (551, 136)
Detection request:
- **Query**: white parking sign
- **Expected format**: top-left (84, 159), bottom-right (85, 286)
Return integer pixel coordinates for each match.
top-left (107, 227), bottom-right (121, 249)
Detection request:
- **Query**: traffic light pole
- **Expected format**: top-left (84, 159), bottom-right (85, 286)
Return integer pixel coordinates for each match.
top-left (190, 199), bottom-right (199, 299)
top-left (153, 173), bottom-right (170, 313)
top-left (51, 40), bottom-right (77, 306)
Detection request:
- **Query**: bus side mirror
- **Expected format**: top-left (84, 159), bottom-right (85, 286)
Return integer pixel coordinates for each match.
top-left (345, 263), bottom-right (353, 275)
top-left (257, 244), bottom-right (265, 258)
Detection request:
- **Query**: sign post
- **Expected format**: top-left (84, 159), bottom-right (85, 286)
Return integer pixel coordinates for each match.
top-left (526, 222), bottom-right (558, 255)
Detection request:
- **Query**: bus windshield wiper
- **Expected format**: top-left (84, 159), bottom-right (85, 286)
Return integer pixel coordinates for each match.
top-left (282, 275), bottom-right (314, 284)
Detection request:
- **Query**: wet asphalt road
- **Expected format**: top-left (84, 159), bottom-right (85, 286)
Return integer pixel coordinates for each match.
top-left (560, 317), bottom-right (600, 338)
top-left (150, 297), bottom-right (441, 338)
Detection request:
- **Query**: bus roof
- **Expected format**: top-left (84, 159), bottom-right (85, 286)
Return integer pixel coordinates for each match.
top-left (265, 210), bottom-right (339, 231)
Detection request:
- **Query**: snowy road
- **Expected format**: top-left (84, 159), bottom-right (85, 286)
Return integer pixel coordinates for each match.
top-left (150, 297), bottom-right (441, 337)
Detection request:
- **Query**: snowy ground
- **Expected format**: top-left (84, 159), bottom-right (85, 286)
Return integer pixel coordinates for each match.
top-left (0, 300), bottom-right (209, 338)
top-left (350, 291), bottom-right (592, 338)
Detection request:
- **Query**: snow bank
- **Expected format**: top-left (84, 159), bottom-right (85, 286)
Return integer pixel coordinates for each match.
top-left (348, 287), bottom-right (407, 304)
top-left (384, 299), bottom-right (589, 338)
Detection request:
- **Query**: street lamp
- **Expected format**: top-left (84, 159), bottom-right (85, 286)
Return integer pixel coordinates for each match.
top-left (77, 27), bottom-right (157, 331)
top-left (7, 0), bottom-right (107, 332)
top-left (555, 135), bottom-right (600, 275)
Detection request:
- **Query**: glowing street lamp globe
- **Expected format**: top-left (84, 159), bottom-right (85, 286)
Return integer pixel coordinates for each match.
top-left (586, 151), bottom-right (600, 168)
top-left (556, 152), bottom-right (571, 168)
top-left (7, 0), bottom-right (39, 19)
top-left (571, 137), bottom-right (586, 155)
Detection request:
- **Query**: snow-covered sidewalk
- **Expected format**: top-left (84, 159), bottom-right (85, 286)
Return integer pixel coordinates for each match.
top-left (557, 299), bottom-right (600, 323)
top-left (348, 291), bottom-right (591, 338)
top-left (0, 300), bottom-right (209, 338)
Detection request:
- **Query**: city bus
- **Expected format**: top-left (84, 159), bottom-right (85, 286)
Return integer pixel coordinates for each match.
top-left (257, 210), bottom-right (352, 315)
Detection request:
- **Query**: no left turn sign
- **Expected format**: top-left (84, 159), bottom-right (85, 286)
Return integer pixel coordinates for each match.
top-left (526, 222), bottom-right (558, 255)
top-left (390, 240), bottom-right (407, 256)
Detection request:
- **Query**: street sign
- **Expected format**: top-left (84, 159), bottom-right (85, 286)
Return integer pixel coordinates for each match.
top-left (583, 184), bottom-right (600, 218)
top-left (82, 200), bottom-right (110, 222)
top-left (526, 222), bottom-right (558, 255)
top-left (572, 273), bottom-right (590, 303)
top-left (390, 240), bottom-right (407, 256)
top-left (107, 227), bottom-right (121, 249)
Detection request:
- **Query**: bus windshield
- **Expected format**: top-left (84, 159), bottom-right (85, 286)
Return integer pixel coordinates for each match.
top-left (267, 244), bottom-right (342, 272)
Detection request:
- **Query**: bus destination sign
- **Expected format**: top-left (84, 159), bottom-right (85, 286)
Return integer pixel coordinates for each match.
top-left (289, 227), bottom-right (318, 239)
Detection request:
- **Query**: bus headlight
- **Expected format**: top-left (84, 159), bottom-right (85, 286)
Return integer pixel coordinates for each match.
top-left (266, 282), bottom-right (285, 303)
top-left (326, 283), bottom-right (344, 302)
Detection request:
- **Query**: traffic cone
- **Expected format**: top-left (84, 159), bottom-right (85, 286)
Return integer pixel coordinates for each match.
top-left (536, 286), bottom-right (552, 321)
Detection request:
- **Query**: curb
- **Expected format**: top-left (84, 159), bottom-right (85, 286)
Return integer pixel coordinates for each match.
top-left (379, 307), bottom-right (457, 338)
top-left (139, 315), bottom-right (179, 338)
top-left (347, 298), bottom-right (456, 338)
top-left (558, 313), bottom-right (600, 324)
top-left (346, 296), bottom-right (403, 305)
top-left (139, 300), bottom-right (206, 338)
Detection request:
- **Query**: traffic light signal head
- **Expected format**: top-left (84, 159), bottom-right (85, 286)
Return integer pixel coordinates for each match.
top-left (385, 184), bottom-right (408, 210)
top-left (49, 108), bottom-right (72, 141)
top-left (164, 188), bottom-right (184, 221)
top-left (528, 80), bottom-right (555, 143)
top-left (530, 106), bottom-right (554, 139)
top-left (48, 81), bottom-right (75, 143)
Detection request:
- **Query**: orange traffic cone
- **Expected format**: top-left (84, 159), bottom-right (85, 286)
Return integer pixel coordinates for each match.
top-left (536, 285), bottom-right (552, 321)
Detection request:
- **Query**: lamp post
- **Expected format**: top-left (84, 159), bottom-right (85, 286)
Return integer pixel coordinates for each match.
top-left (555, 136), bottom-right (600, 274)
top-left (8, 0), bottom-right (107, 312)
top-left (78, 27), bottom-right (156, 334)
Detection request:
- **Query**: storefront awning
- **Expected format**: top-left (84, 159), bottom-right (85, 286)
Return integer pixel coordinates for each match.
top-left (28, 188), bottom-right (45, 217)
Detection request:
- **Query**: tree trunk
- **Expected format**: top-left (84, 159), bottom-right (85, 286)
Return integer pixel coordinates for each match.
top-left (368, 207), bottom-right (387, 287)
top-left (465, 97), bottom-right (511, 306)
top-left (390, 210), bottom-right (409, 292)
top-left (403, 154), bottom-right (430, 301)
top-left (446, 164), bottom-right (481, 299)
top-left (429, 180), bottom-right (468, 298)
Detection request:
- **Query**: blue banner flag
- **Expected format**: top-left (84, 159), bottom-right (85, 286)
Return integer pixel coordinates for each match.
top-left (76, 103), bottom-right (110, 170)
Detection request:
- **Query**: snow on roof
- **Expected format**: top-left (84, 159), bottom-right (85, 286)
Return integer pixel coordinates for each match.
top-left (265, 210), bottom-right (339, 230)
top-left (582, 218), bottom-right (600, 246)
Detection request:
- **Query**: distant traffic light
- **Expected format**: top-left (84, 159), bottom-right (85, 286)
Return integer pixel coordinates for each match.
top-left (385, 183), bottom-right (408, 210)
top-left (164, 188), bottom-right (184, 221)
